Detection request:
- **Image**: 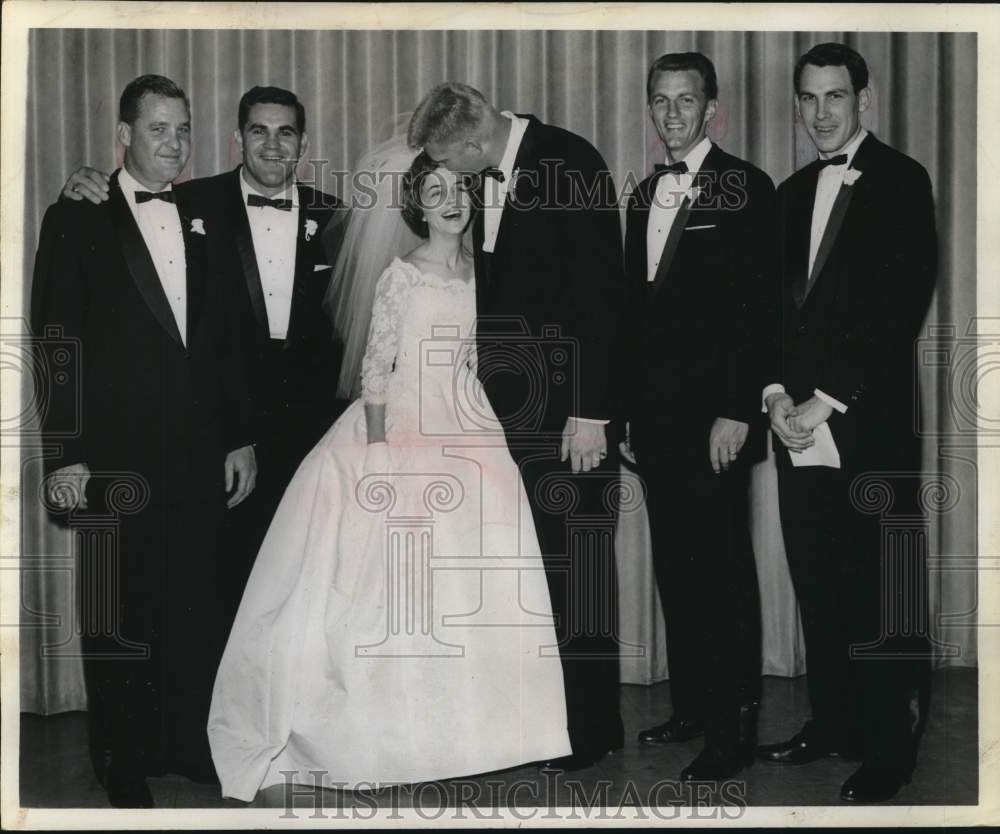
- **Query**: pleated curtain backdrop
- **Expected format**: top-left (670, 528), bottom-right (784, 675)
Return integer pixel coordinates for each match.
top-left (19, 29), bottom-right (977, 713)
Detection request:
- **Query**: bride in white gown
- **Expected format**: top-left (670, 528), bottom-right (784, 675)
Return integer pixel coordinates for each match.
top-left (207, 149), bottom-right (571, 801)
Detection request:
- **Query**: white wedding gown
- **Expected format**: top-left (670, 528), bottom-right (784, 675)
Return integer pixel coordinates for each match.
top-left (208, 258), bottom-right (571, 800)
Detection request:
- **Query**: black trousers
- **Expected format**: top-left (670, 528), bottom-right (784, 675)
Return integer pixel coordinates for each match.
top-left (508, 440), bottom-right (624, 758)
top-left (776, 455), bottom-right (931, 771)
top-left (80, 490), bottom-right (226, 782)
top-left (221, 341), bottom-right (347, 624)
top-left (641, 451), bottom-right (762, 752)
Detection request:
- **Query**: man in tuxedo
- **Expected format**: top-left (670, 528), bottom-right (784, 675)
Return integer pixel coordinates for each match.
top-left (32, 75), bottom-right (257, 807)
top-left (408, 82), bottom-right (626, 771)
top-left (757, 43), bottom-right (937, 802)
top-left (63, 86), bottom-right (347, 619)
top-left (622, 52), bottom-right (772, 780)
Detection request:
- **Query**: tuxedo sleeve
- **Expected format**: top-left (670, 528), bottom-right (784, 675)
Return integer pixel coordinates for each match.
top-left (31, 201), bottom-right (89, 473)
top-left (554, 146), bottom-right (626, 420)
top-left (722, 168), bottom-right (777, 425)
top-left (813, 164), bottom-right (937, 408)
top-left (621, 190), bottom-right (646, 427)
top-left (765, 181), bottom-right (792, 394)
top-left (209, 246), bottom-right (256, 453)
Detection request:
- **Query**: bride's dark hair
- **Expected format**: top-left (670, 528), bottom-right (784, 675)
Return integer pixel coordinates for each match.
top-left (400, 151), bottom-right (440, 237)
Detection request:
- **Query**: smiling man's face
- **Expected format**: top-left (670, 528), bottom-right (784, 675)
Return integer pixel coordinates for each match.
top-left (236, 102), bottom-right (307, 196)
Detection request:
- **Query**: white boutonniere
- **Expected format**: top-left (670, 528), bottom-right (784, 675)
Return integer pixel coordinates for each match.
top-left (189, 218), bottom-right (205, 235)
top-left (844, 168), bottom-right (863, 186)
top-left (687, 185), bottom-right (703, 204)
top-left (304, 219), bottom-right (318, 241)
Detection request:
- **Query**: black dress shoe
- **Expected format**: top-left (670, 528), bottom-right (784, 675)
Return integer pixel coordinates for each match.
top-left (105, 768), bottom-right (154, 808)
top-left (756, 729), bottom-right (840, 765)
top-left (539, 737), bottom-right (624, 773)
top-left (637, 716), bottom-right (704, 745)
top-left (840, 764), bottom-right (911, 803)
top-left (680, 746), bottom-right (753, 781)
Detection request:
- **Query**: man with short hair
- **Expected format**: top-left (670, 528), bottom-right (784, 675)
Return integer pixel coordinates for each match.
top-left (33, 74), bottom-right (257, 807)
top-left (63, 86), bottom-right (347, 619)
top-left (408, 82), bottom-right (626, 771)
top-left (757, 43), bottom-right (937, 803)
top-left (623, 51), bottom-right (773, 781)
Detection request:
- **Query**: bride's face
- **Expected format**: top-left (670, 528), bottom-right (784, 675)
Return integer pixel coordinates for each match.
top-left (419, 167), bottom-right (470, 237)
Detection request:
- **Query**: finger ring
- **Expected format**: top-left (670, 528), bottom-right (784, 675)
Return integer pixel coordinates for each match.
top-left (71, 185), bottom-right (79, 192)
top-left (599, 451), bottom-right (607, 459)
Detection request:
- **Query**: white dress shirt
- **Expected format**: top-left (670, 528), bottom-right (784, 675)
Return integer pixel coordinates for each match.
top-left (481, 111), bottom-right (529, 254)
top-left (119, 166), bottom-right (187, 345)
top-left (646, 136), bottom-right (713, 282)
top-left (241, 170), bottom-right (300, 340)
top-left (762, 128), bottom-right (869, 415)
top-left (808, 127), bottom-right (868, 278)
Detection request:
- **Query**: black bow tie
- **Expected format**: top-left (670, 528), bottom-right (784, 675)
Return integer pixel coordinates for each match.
top-left (817, 153), bottom-right (849, 169)
top-left (481, 167), bottom-right (505, 183)
top-left (654, 160), bottom-right (689, 175)
top-left (134, 190), bottom-right (175, 204)
top-left (247, 194), bottom-right (293, 211)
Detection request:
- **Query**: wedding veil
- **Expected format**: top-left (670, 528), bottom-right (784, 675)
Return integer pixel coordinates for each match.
top-left (324, 116), bottom-right (422, 401)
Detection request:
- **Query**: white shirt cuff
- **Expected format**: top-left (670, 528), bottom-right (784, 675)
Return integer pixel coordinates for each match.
top-left (814, 388), bottom-right (848, 414)
top-left (571, 416), bottom-right (610, 426)
top-left (761, 383), bottom-right (785, 413)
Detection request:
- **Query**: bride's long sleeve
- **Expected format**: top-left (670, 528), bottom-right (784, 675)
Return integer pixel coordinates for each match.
top-left (360, 262), bottom-right (419, 405)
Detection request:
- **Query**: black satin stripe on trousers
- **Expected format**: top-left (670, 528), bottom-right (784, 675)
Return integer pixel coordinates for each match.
top-left (776, 456), bottom-right (931, 769)
top-left (508, 443), bottom-right (624, 757)
top-left (641, 455), bottom-right (762, 751)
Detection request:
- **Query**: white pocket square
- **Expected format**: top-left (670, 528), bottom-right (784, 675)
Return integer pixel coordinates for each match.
top-left (313, 264), bottom-right (332, 271)
top-left (685, 224), bottom-right (717, 231)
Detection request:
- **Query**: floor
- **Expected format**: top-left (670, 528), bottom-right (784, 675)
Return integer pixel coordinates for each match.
top-left (19, 668), bottom-right (977, 812)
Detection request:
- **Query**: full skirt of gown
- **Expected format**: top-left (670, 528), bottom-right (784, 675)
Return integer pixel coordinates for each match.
top-left (207, 262), bottom-right (571, 800)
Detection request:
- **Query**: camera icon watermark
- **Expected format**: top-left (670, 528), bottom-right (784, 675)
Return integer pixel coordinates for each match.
top-left (435, 318), bottom-right (579, 438)
top-left (1, 320), bottom-right (82, 438)
top-left (915, 319), bottom-right (1000, 437)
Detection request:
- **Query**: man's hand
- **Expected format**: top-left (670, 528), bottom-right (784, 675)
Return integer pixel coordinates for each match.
top-left (225, 445), bottom-right (257, 509)
top-left (619, 422), bottom-right (637, 466)
top-left (788, 395), bottom-right (834, 434)
top-left (561, 418), bottom-right (607, 473)
top-left (46, 462), bottom-right (91, 511)
top-left (62, 167), bottom-right (110, 204)
top-left (766, 392), bottom-right (815, 452)
top-left (709, 417), bottom-right (749, 474)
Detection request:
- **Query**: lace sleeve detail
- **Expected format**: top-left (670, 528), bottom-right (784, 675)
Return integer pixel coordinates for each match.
top-left (361, 261), bottom-right (420, 405)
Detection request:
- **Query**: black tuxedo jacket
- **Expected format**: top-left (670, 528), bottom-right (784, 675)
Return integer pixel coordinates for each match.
top-left (178, 167), bottom-right (346, 422)
top-left (31, 170), bottom-right (253, 499)
top-left (472, 115), bottom-right (626, 436)
top-left (623, 144), bottom-right (776, 464)
top-left (769, 133), bottom-right (937, 471)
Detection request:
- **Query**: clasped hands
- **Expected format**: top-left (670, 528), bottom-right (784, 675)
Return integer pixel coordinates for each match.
top-left (765, 393), bottom-right (833, 451)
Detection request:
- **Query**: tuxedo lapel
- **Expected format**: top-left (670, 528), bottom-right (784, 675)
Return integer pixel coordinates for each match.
top-left (109, 173), bottom-right (185, 349)
top-left (285, 185), bottom-right (313, 346)
top-left (789, 169), bottom-right (819, 308)
top-left (489, 115), bottom-right (540, 261)
top-left (228, 169), bottom-right (270, 339)
top-left (648, 191), bottom-right (692, 297)
top-left (807, 135), bottom-right (878, 302)
top-left (175, 199), bottom-right (205, 341)
top-left (804, 180), bottom-right (856, 301)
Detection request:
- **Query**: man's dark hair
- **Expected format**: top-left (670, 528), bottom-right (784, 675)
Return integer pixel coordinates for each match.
top-left (401, 151), bottom-right (442, 238)
top-left (646, 52), bottom-right (719, 102)
top-left (238, 86), bottom-right (306, 134)
top-left (119, 75), bottom-right (190, 125)
top-left (794, 43), bottom-right (870, 94)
